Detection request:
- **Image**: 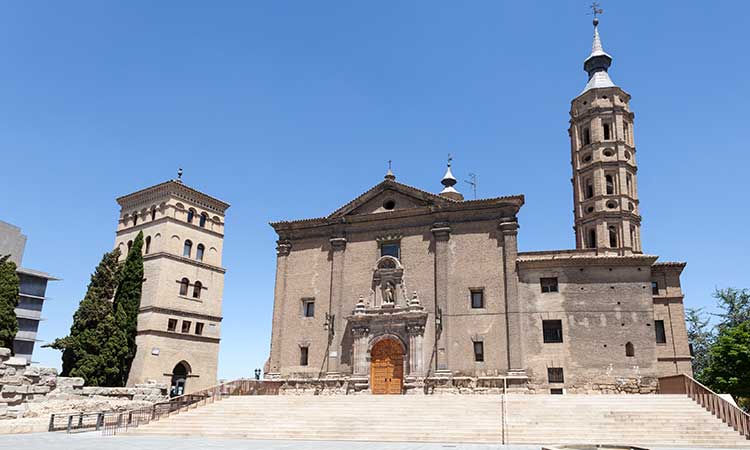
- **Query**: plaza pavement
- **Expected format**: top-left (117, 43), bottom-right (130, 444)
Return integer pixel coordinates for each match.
top-left (0, 433), bottom-right (744, 450)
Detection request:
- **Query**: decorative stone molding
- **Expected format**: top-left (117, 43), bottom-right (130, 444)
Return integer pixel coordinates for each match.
top-left (276, 240), bottom-right (292, 256)
top-left (498, 219), bottom-right (519, 236)
top-left (329, 237), bottom-right (347, 250)
top-left (430, 222), bottom-right (451, 241)
top-left (406, 323), bottom-right (426, 336)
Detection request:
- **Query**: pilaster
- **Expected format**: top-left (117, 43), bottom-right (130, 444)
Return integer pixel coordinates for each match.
top-left (351, 326), bottom-right (369, 376)
top-left (268, 239), bottom-right (291, 375)
top-left (328, 236), bottom-right (347, 374)
top-left (499, 219), bottom-right (524, 372)
top-left (407, 323), bottom-right (426, 376)
top-left (431, 222), bottom-right (451, 372)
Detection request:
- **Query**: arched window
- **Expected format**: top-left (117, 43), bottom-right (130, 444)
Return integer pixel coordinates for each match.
top-left (187, 209), bottom-right (195, 224)
top-left (151, 207), bottom-right (157, 221)
top-left (199, 213), bottom-right (207, 228)
top-left (170, 361), bottom-right (190, 397)
top-left (132, 212), bottom-right (138, 226)
top-left (183, 240), bottom-right (193, 257)
top-left (587, 229), bottom-right (597, 249)
top-left (179, 278), bottom-right (189, 296)
top-left (625, 342), bottom-right (635, 357)
top-left (609, 226), bottom-right (618, 248)
top-left (127, 240), bottom-right (133, 254)
top-left (193, 281), bottom-right (202, 299)
top-left (196, 244), bottom-right (205, 261)
top-left (605, 175), bottom-right (615, 195)
top-left (145, 236), bottom-right (151, 254)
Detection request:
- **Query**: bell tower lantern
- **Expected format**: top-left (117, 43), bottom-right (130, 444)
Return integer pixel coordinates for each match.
top-left (569, 16), bottom-right (641, 255)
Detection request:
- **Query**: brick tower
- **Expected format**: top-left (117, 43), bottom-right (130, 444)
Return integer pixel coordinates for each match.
top-left (114, 173), bottom-right (229, 395)
top-left (569, 17), bottom-right (641, 255)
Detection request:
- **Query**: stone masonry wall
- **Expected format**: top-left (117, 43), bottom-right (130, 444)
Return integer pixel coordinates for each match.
top-left (0, 348), bottom-right (168, 422)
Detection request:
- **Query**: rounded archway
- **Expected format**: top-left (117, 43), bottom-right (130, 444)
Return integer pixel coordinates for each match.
top-left (370, 338), bottom-right (404, 395)
top-left (170, 361), bottom-right (191, 397)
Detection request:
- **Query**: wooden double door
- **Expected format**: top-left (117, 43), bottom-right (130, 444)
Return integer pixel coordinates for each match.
top-left (370, 339), bottom-right (404, 395)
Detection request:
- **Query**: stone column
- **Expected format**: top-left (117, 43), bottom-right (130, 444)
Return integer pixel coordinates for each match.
top-left (351, 326), bottom-right (369, 376)
top-left (499, 220), bottom-right (524, 373)
top-left (407, 324), bottom-right (425, 376)
top-left (268, 239), bottom-right (292, 377)
top-left (431, 222), bottom-right (451, 372)
top-left (328, 236), bottom-right (347, 375)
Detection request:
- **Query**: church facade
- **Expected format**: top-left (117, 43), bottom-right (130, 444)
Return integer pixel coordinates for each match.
top-left (265, 19), bottom-right (692, 394)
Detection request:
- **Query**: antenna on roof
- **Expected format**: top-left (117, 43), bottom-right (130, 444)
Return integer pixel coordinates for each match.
top-left (464, 173), bottom-right (477, 199)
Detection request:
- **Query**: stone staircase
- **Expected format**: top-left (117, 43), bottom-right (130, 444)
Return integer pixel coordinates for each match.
top-left (126, 394), bottom-right (750, 447)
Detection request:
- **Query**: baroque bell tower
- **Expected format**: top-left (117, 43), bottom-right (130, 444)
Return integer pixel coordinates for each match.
top-left (569, 15), bottom-right (641, 255)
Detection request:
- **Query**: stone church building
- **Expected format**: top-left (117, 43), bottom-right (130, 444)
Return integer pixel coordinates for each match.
top-left (265, 19), bottom-right (692, 394)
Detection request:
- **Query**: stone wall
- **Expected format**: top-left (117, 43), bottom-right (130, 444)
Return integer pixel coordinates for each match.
top-left (0, 348), bottom-right (168, 422)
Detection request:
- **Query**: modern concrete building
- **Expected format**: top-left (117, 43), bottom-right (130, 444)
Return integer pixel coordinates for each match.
top-left (264, 18), bottom-right (692, 394)
top-left (113, 175), bottom-right (229, 395)
top-left (0, 221), bottom-right (58, 363)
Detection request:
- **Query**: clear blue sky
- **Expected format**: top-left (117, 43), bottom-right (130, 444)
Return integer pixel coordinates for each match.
top-left (1, 1), bottom-right (747, 380)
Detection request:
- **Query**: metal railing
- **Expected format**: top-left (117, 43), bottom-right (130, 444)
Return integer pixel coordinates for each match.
top-left (49, 378), bottom-right (282, 435)
top-left (659, 374), bottom-right (750, 440)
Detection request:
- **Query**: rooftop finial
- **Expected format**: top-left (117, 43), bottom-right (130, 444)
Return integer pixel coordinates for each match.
top-left (581, 2), bottom-right (616, 94)
top-left (590, 1), bottom-right (603, 25)
top-left (176, 168), bottom-right (183, 183)
top-left (439, 154), bottom-right (463, 201)
top-left (385, 160), bottom-right (396, 181)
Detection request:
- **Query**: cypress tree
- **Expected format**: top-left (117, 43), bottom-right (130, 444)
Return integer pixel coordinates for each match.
top-left (0, 255), bottom-right (20, 352)
top-left (112, 231), bottom-right (145, 386)
top-left (46, 249), bottom-right (121, 384)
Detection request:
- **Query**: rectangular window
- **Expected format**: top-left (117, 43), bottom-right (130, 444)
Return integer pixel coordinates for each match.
top-left (582, 127), bottom-right (590, 146)
top-left (540, 277), bottom-right (558, 293)
top-left (380, 242), bottom-right (400, 259)
top-left (543, 320), bottom-right (563, 343)
top-left (655, 320), bottom-right (667, 344)
top-left (548, 367), bottom-right (564, 383)
top-left (623, 122), bottom-right (630, 143)
top-left (167, 319), bottom-right (177, 332)
top-left (300, 346), bottom-right (309, 366)
top-left (603, 122), bottom-right (611, 140)
top-left (473, 341), bottom-right (484, 362)
top-left (651, 281), bottom-right (659, 295)
top-left (470, 290), bottom-right (484, 309)
top-left (195, 322), bottom-right (204, 336)
top-left (181, 320), bottom-right (191, 333)
top-left (550, 388), bottom-right (564, 395)
top-left (584, 179), bottom-right (594, 199)
top-left (302, 299), bottom-right (315, 317)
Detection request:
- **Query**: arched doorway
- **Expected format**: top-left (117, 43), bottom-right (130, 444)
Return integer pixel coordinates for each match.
top-left (370, 338), bottom-right (404, 394)
top-left (170, 361), bottom-right (190, 397)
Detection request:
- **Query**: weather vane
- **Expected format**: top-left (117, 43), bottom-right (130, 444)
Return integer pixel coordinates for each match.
top-left (448, 153), bottom-right (452, 166)
top-left (177, 168), bottom-right (183, 180)
top-left (589, 2), bottom-right (604, 22)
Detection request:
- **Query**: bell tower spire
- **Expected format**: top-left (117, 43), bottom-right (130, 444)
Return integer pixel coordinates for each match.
top-left (569, 11), bottom-right (642, 255)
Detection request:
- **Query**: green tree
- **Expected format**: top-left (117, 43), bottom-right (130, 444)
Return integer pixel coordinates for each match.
top-left (0, 255), bottom-right (20, 352)
top-left (111, 231), bottom-right (145, 386)
top-left (712, 288), bottom-right (750, 331)
top-left (701, 320), bottom-right (750, 409)
top-left (686, 308), bottom-right (713, 380)
top-left (45, 249), bottom-right (121, 384)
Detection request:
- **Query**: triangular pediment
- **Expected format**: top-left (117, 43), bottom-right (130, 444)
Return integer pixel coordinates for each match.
top-left (329, 180), bottom-right (454, 218)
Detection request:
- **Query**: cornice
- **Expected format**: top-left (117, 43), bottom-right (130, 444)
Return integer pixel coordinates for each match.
top-left (518, 251), bottom-right (658, 269)
top-left (143, 252), bottom-right (227, 274)
top-left (117, 180), bottom-right (230, 214)
top-left (576, 160), bottom-right (638, 175)
top-left (137, 329), bottom-right (220, 344)
top-left (139, 305), bottom-right (223, 322)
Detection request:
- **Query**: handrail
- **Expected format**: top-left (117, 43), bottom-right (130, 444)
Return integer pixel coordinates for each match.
top-left (49, 378), bottom-right (282, 435)
top-left (658, 374), bottom-right (750, 440)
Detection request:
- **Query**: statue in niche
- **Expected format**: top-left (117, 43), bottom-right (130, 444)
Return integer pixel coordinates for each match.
top-left (384, 282), bottom-right (396, 304)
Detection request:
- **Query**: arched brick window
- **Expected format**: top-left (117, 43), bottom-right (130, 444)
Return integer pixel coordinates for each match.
top-left (183, 240), bottom-right (192, 257)
top-left (625, 342), bottom-right (635, 357)
top-left (196, 244), bottom-right (205, 262)
top-left (193, 281), bottom-right (202, 299)
top-left (145, 236), bottom-right (151, 254)
top-left (199, 213), bottom-right (207, 228)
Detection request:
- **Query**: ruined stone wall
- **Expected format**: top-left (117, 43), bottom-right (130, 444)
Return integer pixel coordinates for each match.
top-left (0, 348), bottom-right (167, 422)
